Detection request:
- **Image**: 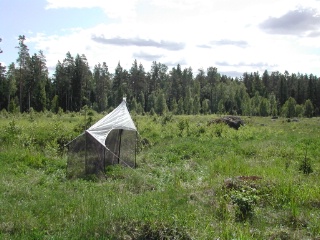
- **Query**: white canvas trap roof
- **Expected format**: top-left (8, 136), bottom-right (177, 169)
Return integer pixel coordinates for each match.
top-left (86, 98), bottom-right (137, 147)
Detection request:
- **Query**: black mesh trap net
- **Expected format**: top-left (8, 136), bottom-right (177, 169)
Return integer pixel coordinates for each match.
top-left (67, 130), bottom-right (137, 179)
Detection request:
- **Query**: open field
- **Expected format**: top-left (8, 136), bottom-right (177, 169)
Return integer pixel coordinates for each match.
top-left (0, 111), bottom-right (320, 239)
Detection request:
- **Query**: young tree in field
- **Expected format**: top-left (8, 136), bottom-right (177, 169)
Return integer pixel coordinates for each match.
top-left (304, 99), bottom-right (314, 118)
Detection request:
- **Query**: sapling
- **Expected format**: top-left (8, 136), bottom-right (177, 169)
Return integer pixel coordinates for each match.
top-left (299, 140), bottom-right (313, 175)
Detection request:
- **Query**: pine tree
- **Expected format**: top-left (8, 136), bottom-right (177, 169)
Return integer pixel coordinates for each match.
top-left (155, 91), bottom-right (167, 115)
top-left (27, 51), bottom-right (48, 111)
top-left (112, 62), bottom-right (125, 106)
top-left (147, 92), bottom-right (156, 113)
top-left (69, 54), bottom-right (92, 111)
top-left (16, 35), bottom-right (30, 112)
top-left (94, 62), bottom-right (110, 112)
top-left (169, 64), bottom-right (182, 106)
top-left (279, 74), bottom-right (288, 106)
top-left (54, 52), bottom-right (75, 111)
top-left (177, 98), bottom-right (184, 115)
top-left (262, 70), bottom-right (270, 96)
top-left (0, 62), bottom-right (6, 110)
top-left (6, 63), bottom-right (17, 111)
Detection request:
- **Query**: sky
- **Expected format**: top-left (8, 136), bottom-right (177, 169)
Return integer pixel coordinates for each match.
top-left (1, 0), bottom-right (320, 78)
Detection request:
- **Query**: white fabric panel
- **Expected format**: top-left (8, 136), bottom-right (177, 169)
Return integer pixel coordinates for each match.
top-left (86, 99), bottom-right (137, 146)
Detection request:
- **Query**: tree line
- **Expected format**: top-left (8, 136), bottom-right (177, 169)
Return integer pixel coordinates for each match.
top-left (0, 35), bottom-right (319, 117)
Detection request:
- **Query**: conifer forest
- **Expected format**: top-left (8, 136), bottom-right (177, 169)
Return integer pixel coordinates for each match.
top-left (0, 35), bottom-right (319, 117)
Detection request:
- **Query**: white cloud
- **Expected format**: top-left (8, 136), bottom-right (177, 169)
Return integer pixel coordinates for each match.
top-left (27, 0), bottom-right (320, 77)
top-left (45, 0), bottom-right (139, 21)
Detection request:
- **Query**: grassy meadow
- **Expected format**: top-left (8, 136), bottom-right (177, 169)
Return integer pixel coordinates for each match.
top-left (0, 110), bottom-right (320, 239)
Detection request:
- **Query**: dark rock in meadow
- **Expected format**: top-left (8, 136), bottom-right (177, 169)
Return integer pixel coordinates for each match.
top-left (208, 116), bottom-right (244, 130)
top-left (287, 118), bottom-right (299, 122)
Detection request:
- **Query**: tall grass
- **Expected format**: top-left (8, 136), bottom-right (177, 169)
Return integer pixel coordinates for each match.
top-left (0, 112), bottom-right (319, 239)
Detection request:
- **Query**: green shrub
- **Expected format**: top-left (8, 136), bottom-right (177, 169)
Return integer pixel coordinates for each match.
top-left (230, 186), bottom-right (259, 222)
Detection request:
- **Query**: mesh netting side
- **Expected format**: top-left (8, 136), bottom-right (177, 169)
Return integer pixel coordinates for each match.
top-left (85, 132), bottom-right (106, 177)
top-left (105, 129), bottom-right (121, 166)
top-left (67, 129), bottom-right (137, 179)
top-left (66, 133), bottom-right (86, 179)
top-left (67, 132), bottom-right (106, 179)
top-left (118, 130), bottom-right (136, 168)
top-left (105, 129), bottom-right (136, 168)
